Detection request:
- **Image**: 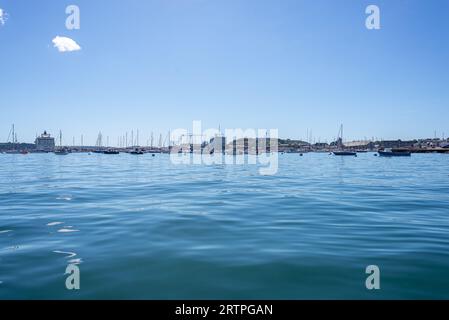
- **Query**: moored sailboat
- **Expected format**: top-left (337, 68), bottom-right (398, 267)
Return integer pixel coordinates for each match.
top-left (54, 130), bottom-right (69, 155)
top-left (333, 125), bottom-right (357, 156)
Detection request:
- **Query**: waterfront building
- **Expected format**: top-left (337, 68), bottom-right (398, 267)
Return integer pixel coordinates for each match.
top-left (35, 131), bottom-right (55, 152)
top-left (209, 136), bottom-right (226, 154)
top-left (343, 140), bottom-right (374, 150)
top-left (225, 137), bottom-right (275, 155)
top-left (380, 140), bottom-right (417, 149)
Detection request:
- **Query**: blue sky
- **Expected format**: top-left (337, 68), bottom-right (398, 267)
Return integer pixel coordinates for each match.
top-left (1, 0), bottom-right (448, 145)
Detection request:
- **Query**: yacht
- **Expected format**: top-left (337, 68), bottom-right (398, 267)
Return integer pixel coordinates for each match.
top-left (130, 148), bottom-right (144, 155)
top-left (54, 148), bottom-right (69, 155)
top-left (378, 148), bottom-right (411, 157)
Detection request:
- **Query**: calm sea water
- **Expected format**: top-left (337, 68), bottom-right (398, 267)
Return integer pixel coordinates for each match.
top-left (1, 152), bottom-right (449, 299)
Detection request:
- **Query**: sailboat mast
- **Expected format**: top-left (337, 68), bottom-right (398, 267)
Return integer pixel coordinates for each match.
top-left (12, 124), bottom-right (15, 150)
top-left (341, 124), bottom-right (343, 147)
top-left (338, 124), bottom-right (344, 148)
top-left (168, 130), bottom-right (171, 148)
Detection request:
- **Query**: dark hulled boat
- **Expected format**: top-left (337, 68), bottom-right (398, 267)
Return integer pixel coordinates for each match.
top-left (130, 148), bottom-right (144, 155)
top-left (333, 151), bottom-right (357, 156)
top-left (54, 148), bottom-right (69, 155)
top-left (332, 124), bottom-right (357, 156)
top-left (104, 150), bottom-right (120, 155)
top-left (378, 149), bottom-right (411, 157)
top-left (54, 130), bottom-right (69, 155)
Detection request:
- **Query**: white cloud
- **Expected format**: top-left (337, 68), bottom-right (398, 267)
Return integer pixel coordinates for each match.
top-left (52, 36), bottom-right (81, 53)
top-left (0, 8), bottom-right (8, 26)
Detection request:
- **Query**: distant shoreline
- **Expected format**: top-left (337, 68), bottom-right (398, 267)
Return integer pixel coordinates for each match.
top-left (2, 137), bottom-right (449, 154)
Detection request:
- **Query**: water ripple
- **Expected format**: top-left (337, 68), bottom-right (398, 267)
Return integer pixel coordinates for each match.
top-left (0, 152), bottom-right (449, 299)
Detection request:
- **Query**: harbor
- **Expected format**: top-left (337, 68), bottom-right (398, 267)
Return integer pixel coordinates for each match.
top-left (1, 125), bottom-right (449, 156)
top-left (2, 0), bottom-right (449, 305)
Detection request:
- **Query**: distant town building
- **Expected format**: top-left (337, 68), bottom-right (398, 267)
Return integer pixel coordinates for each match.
top-left (209, 136), bottom-right (226, 154)
top-left (313, 142), bottom-right (329, 148)
top-left (35, 131), bottom-right (55, 152)
top-left (379, 140), bottom-right (417, 149)
top-left (343, 140), bottom-right (374, 150)
top-left (279, 139), bottom-right (309, 147)
top-left (226, 137), bottom-right (274, 154)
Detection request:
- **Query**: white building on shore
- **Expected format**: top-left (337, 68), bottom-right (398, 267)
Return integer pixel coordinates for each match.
top-left (35, 131), bottom-right (55, 152)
